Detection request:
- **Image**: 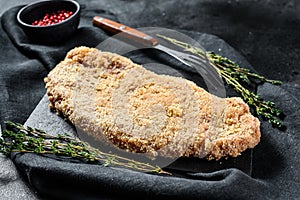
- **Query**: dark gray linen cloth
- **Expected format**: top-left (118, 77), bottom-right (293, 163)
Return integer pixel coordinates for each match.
top-left (0, 0), bottom-right (299, 199)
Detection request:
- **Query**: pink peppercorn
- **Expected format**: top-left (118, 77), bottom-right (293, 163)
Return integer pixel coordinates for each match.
top-left (32, 10), bottom-right (73, 26)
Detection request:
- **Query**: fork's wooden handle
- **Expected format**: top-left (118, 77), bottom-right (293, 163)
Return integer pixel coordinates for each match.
top-left (93, 16), bottom-right (158, 47)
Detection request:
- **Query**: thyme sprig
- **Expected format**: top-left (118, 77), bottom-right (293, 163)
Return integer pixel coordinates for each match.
top-left (157, 34), bottom-right (284, 128)
top-left (0, 121), bottom-right (169, 174)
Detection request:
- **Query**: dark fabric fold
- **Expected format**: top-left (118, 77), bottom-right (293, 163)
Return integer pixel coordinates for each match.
top-left (0, 1), bottom-right (299, 200)
top-left (13, 153), bottom-right (270, 200)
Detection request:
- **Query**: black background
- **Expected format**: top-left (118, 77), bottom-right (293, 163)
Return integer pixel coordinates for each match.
top-left (0, 0), bottom-right (299, 199)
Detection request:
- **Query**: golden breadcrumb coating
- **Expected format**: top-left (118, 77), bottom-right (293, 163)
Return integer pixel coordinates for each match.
top-left (44, 46), bottom-right (260, 160)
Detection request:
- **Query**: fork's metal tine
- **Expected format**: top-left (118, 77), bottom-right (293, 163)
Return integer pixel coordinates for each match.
top-left (187, 54), bottom-right (208, 64)
top-left (185, 56), bottom-right (221, 78)
top-left (183, 59), bottom-right (216, 85)
top-left (183, 57), bottom-right (208, 71)
top-left (183, 56), bottom-right (225, 93)
top-left (184, 58), bottom-right (208, 72)
top-left (154, 44), bottom-right (226, 97)
top-left (157, 46), bottom-right (195, 70)
top-left (162, 46), bottom-right (220, 80)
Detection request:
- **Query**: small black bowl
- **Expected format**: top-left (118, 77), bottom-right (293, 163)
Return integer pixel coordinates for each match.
top-left (17, 0), bottom-right (80, 44)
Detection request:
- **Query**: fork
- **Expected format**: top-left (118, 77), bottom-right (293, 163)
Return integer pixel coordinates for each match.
top-left (93, 16), bottom-right (225, 97)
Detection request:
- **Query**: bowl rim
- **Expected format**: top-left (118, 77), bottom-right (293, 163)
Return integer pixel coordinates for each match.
top-left (17, 0), bottom-right (80, 28)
